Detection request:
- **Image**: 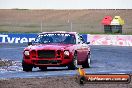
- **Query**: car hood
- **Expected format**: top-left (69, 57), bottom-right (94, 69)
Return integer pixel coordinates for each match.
top-left (27, 43), bottom-right (74, 50)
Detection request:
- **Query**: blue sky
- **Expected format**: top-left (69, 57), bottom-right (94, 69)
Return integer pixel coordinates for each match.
top-left (0, 0), bottom-right (132, 9)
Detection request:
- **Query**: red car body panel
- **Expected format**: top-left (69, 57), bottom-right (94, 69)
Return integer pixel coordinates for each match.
top-left (23, 32), bottom-right (90, 68)
top-left (23, 44), bottom-right (76, 66)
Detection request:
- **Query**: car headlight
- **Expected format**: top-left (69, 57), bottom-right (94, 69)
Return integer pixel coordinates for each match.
top-left (24, 51), bottom-right (30, 56)
top-left (64, 51), bottom-right (70, 56)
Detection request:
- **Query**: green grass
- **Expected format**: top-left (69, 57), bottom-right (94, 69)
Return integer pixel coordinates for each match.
top-left (0, 31), bottom-right (132, 35)
top-left (12, 8), bottom-right (29, 10)
top-left (0, 31), bottom-right (40, 34)
top-left (80, 30), bottom-right (132, 35)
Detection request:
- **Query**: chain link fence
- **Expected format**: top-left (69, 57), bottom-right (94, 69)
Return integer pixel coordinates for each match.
top-left (0, 21), bottom-right (103, 33)
top-left (0, 9), bottom-right (132, 34)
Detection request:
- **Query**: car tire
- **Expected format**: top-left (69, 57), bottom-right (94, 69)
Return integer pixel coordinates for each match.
top-left (22, 60), bottom-right (33, 72)
top-left (82, 54), bottom-right (90, 68)
top-left (39, 67), bottom-right (47, 71)
top-left (68, 53), bottom-right (78, 70)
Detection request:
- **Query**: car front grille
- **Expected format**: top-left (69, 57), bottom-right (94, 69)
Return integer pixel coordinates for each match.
top-left (37, 50), bottom-right (55, 58)
top-left (38, 60), bottom-right (62, 64)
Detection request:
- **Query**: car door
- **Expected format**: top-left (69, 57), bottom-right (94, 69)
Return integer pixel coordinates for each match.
top-left (76, 34), bottom-right (88, 62)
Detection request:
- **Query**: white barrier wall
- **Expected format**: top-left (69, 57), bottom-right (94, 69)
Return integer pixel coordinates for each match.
top-left (0, 33), bottom-right (132, 46)
top-left (90, 35), bottom-right (132, 46)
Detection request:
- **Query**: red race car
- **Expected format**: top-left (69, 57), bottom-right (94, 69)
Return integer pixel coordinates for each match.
top-left (22, 31), bottom-right (91, 71)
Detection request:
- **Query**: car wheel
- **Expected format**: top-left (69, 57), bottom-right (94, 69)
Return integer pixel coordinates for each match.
top-left (22, 60), bottom-right (33, 72)
top-left (82, 54), bottom-right (90, 68)
top-left (68, 53), bottom-right (78, 70)
top-left (39, 67), bottom-right (47, 71)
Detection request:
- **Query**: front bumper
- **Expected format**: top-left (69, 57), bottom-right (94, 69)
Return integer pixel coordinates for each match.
top-left (23, 57), bottom-right (73, 67)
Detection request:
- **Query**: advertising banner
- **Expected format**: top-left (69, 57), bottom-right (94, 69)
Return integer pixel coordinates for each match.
top-left (0, 33), bottom-right (37, 43)
top-left (90, 35), bottom-right (132, 46)
top-left (0, 33), bottom-right (132, 46)
top-left (0, 33), bottom-right (88, 44)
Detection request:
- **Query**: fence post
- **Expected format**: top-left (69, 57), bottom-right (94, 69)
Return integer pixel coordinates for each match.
top-left (41, 20), bottom-right (43, 32)
top-left (71, 22), bottom-right (72, 32)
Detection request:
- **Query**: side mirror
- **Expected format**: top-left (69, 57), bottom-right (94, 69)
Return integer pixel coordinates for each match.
top-left (80, 36), bottom-right (84, 41)
top-left (28, 42), bottom-right (32, 46)
top-left (86, 42), bottom-right (90, 44)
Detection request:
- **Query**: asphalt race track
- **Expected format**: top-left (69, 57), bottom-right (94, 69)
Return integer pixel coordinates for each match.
top-left (0, 43), bottom-right (132, 78)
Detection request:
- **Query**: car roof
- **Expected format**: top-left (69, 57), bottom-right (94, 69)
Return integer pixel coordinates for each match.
top-left (39, 31), bottom-right (77, 35)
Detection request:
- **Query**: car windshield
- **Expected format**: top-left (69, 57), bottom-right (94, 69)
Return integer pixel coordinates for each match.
top-left (35, 33), bottom-right (76, 44)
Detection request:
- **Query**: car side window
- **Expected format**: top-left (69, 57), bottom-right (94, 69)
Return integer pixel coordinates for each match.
top-left (77, 34), bottom-right (84, 44)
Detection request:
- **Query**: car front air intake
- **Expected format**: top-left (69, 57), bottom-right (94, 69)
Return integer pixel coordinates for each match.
top-left (37, 50), bottom-right (55, 58)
